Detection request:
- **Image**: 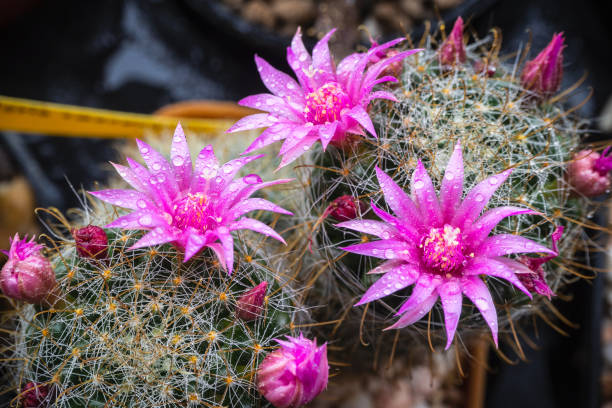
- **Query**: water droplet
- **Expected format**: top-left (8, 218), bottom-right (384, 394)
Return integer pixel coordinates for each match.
top-left (139, 214), bottom-right (152, 226)
top-left (475, 193), bottom-right (484, 202)
top-left (385, 249), bottom-right (396, 258)
top-left (137, 200), bottom-right (147, 209)
top-left (446, 172), bottom-right (455, 180)
top-left (474, 298), bottom-right (489, 310)
top-left (172, 156), bottom-right (185, 166)
top-left (244, 174), bottom-right (262, 184)
top-left (414, 180), bottom-right (425, 189)
top-left (488, 176), bottom-right (498, 185)
top-left (152, 163), bottom-right (162, 171)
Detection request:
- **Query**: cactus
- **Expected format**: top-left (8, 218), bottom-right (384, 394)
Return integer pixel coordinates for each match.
top-left (294, 30), bottom-right (594, 354)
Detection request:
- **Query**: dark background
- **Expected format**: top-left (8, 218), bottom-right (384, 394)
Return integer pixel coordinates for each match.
top-left (1, 0), bottom-right (610, 407)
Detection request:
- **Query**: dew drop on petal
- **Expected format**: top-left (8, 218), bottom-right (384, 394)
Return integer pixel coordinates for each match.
top-left (475, 193), bottom-right (484, 202)
top-left (137, 200), bottom-right (147, 209)
top-left (385, 249), bottom-right (396, 259)
top-left (414, 180), bottom-right (425, 189)
top-left (139, 214), bottom-right (153, 226)
top-left (474, 298), bottom-right (489, 310)
top-left (172, 156), bottom-right (185, 166)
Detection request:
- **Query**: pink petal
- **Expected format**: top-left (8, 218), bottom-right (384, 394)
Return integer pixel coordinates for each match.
top-left (279, 126), bottom-right (316, 154)
top-left (111, 162), bottom-right (149, 194)
top-left (318, 122), bottom-right (338, 150)
top-left (227, 113), bottom-right (276, 133)
top-left (362, 49), bottom-right (421, 88)
top-left (192, 145), bottom-right (219, 188)
top-left (127, 158), bottom-right (170, 208)
top-left (437, 279), bottom-right (463, 349)
top-left (336, 219), bottom-right (399, 240)
top-left (229, 198), bottom-right (293, 219)
top-left (411, 160), bottom-right (442, 227)
top-left (347, 37), bottom-right (404, 98)
top-left (366, 259), bottom-right (405, 275)
top-left (239, 93), bottom-right (302, 121)
top-left (255, 55), bottom-right (303, 101)
top-left (369, 90), bottom-right (398, 102)
top-left (386, 292), bottom-right (439, 329)
top-left (90, 189), bottom-right (154, 210)
top-left (439, 142), bottom-right (464, 223)
top-left (464, 257), bottom-right (531, 298)
top-left (341, 239), bottom-right (420, 261)
top-left (466, 207), bottom-right (539, 249)
top-left (461, 276), bottom-right (498, 346)
top-left (346, 105), bottom-right (376, 137)
top-left (243, 123), bottom-right (293, 154)
top-left (105, 210), bottom-right (169, 230)
top-left (375, 167), bottom-right (423, 233)
top-left (170, 123), bottom-right (192, 191)
top-left (230, 218), bottom-right (286, 244)
top-left (130, 227), bottom-right (177, 249)
top-left (136, 139), bottom-right (179, 197)
top-left (216, 154), bottom-right (265, 187)
top-left (206, 242), bottom-right (228, 271)
top-left (287, 27), bottom-right (313, 90)
top-left (225, 178), bottom-right (293, 207)
top-left (183, 232), bottom-right (209, 262)
top-left (311, 29), bottom-right (336, 85)
top-left (336, 53), bottom-right (361, 86)
top-left (397, 273), bottom-right (442, 315)
top-left (277, 134), bottom-right (319, 169)
top-left (216, 227), bottom-right (235, 275)
top-left (452, 169), bottom-right (513, 229)
top-left (355, 263), bottom-right (420, 306)
top-left (478, 234), bottom-right (556, 257)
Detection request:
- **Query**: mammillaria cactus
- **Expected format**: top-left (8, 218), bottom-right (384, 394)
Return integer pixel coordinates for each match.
top-left (2, 127), bottom-right (321, 408)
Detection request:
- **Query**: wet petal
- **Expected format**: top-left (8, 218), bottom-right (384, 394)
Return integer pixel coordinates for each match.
top-left (375, 167), bottom-right (423, 233)
top-left (105, 210), bottom-right (169, 230)
top-left (464, 257), bottom-right (531, 298)
top-left (439, 142), bottom-right (464, 223)
top-left (355, 263), bottom-right (420, 306)
top-left (466, 207), bottom-right (538, 249)
top-left (397, 273), bottom-right (442, 315)
top-left (170, 123), bottom-right (192, 190)
top-left (130, 227), bottom-right (177, 249)
top-left (411, 161), bottom-right (442, 227)
top-left (277, 134), bottom-right (319, 169)
top-left (216, 227), bottom-right (235, 275)
top-left (136, 139), bottom-right (179, 197)
top-left (255, 55), bottom-right (303, 100)
top-left (239, 93), bottom-right (302, 120)
top-left (479, 234), bottom-right (556, 257)
top-left (341, 239), bottom-right (420, 261)
top-left (346, 105), bottom-right (376, 137)
top-left (90, 189), bottom-right (154, 210)
top-left (227, 113), bottom-right (277, 133)
top-left (437, 279), bottom-right (463, 349)
top-left (369, 90), bottom-right (398, 103)
top-left (336, 219), bottom-right (399, 240)
top-left (318, 121), bottom-right (338, 150)
top-left (230, 218), bottom-right (286, 244)
top-left (229, 198), bottom-right (293, 219)
top-left (387, 292), bottom-right (439, 329)
top-left (243, 123), bottom-right (294, 154)
top-left (461, 276), bottom-right (498, 346)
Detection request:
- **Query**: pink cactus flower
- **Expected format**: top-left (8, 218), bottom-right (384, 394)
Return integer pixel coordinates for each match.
top-left (257, 333), bottom-right (328, 408)
top-left (20, 382), bottom-right (51, 408)
top-left (0, 234), bottom-right (56, 304)
top-left (338, 142), bottom-right (557, 348)
top-left (517, 226), bottom-right (563, 299)
top-left (439, 17), bottom-right (466, 66)
top-left (227, 28), bottom-right (421, 168)
top-left (568, 148), bottom-right (612, 197)
top-left (73, 225), bottom-right (108, 260)
top-left (91, 124), bottom-right (292, 274)
top-left (236, 281), bottom-right (267, 321)
top-left (326, 195), bottom-right (366, 221)
top-left (520, 32), bottom-right (565, 97)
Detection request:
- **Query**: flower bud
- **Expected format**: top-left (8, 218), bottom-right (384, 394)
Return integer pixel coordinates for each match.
top-left (520, 32), bottom-right (564, 97)
top-left (474, 59), bottom-right (496, 77)
top-left (0, 234), bottom-right (56, 304)
top-left (20, 382), bottom-right (51, 408)
top-left (257, 334), bottom-right (328, 408)
top-left (568, 148), bottom-right (612, 197)
top-left (326, 195), bottom-right (366, 221)
top-left (439, 17), bottom-right (466, 66)
top-left (517, 226), bottom-right (563, 299)
top-left (73, 225), bottom-right (108, 260)
top-left (236, 281), bottom-right (267, 321)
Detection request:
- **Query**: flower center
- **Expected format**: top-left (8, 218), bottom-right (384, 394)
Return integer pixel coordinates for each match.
top-left (304, 82), bottom-right (351, 124)
top-left (172, 192), bottom-right (216, 232)
top-left (420, 225), bottom-right (466, 276)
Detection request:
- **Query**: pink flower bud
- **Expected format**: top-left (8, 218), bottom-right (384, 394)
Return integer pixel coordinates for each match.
top-left (520, 32), bottom-right (564, 97)
top-left (73, 225), bottom-right (108, 260)
top-left (568, 148), bottom-right (612, 197)
top-left (517, 226), bottom-right (563, 299)
top-left (0, 234), bottom-right (56, 304)
top-left (236, 281), bottom-right (267, 321)
top-left (474, 59), bottom-right (496, 77)
top-left (326, 195), bottom-right (366, 221)
top-left (20, 382), bottom-right (51, 408)
top-left (257, 334), bottom-right (328, 408)
top-left (439, 17), bottom-right (466, 66)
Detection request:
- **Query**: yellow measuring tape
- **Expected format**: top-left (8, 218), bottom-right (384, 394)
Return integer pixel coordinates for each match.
top-left (0, 95), bottom-right (235, 139)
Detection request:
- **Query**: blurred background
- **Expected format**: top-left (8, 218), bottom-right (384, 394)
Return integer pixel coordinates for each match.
top-left (0, 0), bottom-right (611, 407)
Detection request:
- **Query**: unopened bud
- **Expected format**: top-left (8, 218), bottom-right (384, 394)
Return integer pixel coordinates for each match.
top-left (73, 225), bottom-right (108, 260)
top-left (439, 17), bottom-right (466, 66)
top-left (327, 195), bottom-right (366, 221)
top-left (520, 32), bottom-right (564, 97)
top-left (0, 234), bottom-right (56, 304)
top-left (20, 382), bottom-right (51, 408)
top-left (236, 281), bottom-right (267, 321)
top-left (567, 148), bottom-right (612, 197)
